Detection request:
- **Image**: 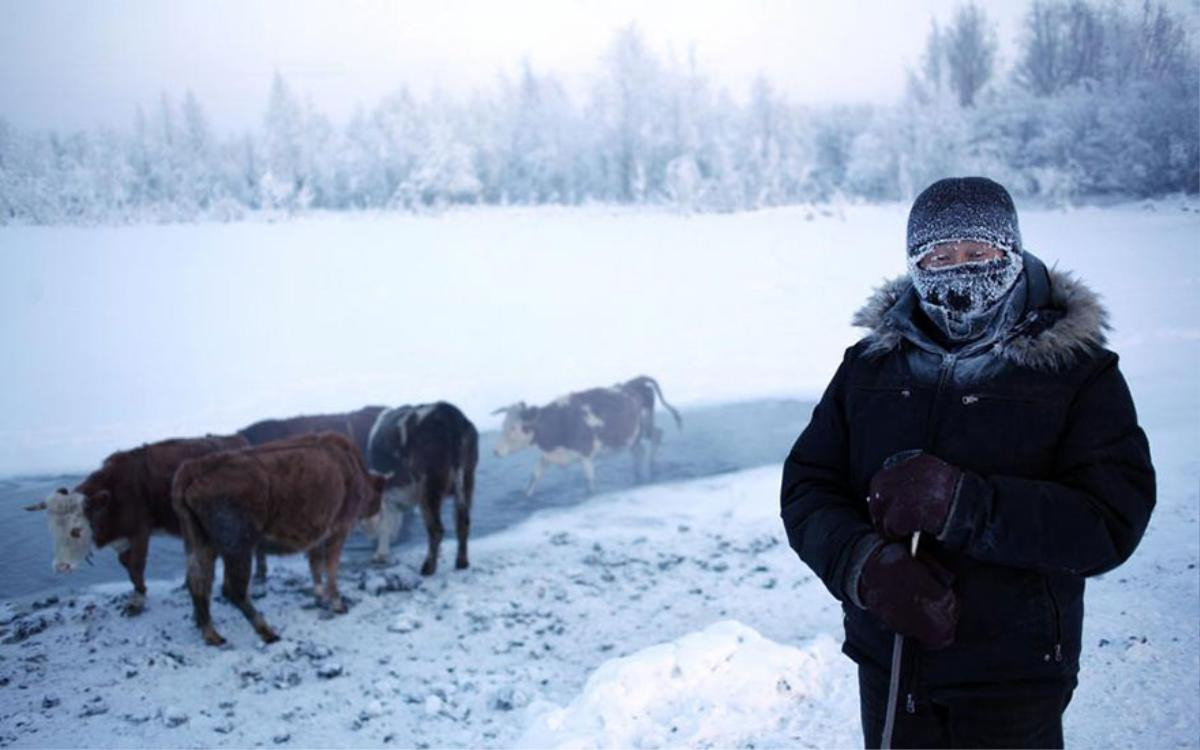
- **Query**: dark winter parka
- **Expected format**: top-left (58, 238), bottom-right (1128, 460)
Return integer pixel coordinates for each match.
top-left (780, 252), bottom-right (1155, 688)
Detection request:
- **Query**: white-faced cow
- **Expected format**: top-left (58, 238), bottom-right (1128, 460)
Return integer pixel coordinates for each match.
top-left (361, 402), bottom-right (479, 575)
top-left (23, 434), bottom-right (250, 616)
top-left (171, 431), bottom-right (386, 646)
top-left (493, 376), bottom-right (682, 496)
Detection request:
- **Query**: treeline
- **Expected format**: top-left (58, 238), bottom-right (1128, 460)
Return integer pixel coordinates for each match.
top-left (0, 0), bottom-right (1195, 224)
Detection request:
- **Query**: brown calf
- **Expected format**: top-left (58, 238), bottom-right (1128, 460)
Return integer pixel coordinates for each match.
top-left (171, 432), bottom-right (385, 646)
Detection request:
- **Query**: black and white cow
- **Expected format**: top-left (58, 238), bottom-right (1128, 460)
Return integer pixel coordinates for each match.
top-left (362, 402), bottom-right (479, 575)
top-left (493, 376), bottom-right (682, 496)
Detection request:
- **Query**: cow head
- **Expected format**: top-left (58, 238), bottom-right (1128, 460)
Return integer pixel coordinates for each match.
top-left (24, 487), bottom-right (101, 573)
top-left (492, 402), bottom-right (535, 458)
top-left (357, 471), bottom-right (391, 537)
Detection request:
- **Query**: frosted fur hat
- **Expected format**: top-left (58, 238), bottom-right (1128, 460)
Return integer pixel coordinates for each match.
top-left (906, 176), bottom-right (1023, 257)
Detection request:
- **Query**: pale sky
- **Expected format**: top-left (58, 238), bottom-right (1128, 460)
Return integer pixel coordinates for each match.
top-left (0, 1), bottom-right (1039, 133)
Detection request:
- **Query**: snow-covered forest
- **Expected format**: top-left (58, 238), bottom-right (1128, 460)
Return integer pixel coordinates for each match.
top-left (1, 0), bottom-right (1196, 224)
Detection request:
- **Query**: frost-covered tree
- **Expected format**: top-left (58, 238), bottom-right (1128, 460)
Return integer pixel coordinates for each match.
top-left (261, 73), bottom-right (311, 211)
top-left (944, 3), bottom-right (998, 107)
top-left (592, 24), bottom-right (670, 202)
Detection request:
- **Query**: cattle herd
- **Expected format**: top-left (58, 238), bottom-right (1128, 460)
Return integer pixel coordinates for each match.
top-left (22, 376), bottom-right (681, 646)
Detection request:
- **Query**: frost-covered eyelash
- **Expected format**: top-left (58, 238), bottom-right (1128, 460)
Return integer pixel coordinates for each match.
top-left (910, 239), bottom-right (1014, 265)
top-left (914, 256), bottom-right (1008, 274)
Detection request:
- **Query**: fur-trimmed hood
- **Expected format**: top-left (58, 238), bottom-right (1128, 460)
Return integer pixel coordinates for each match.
top-left (852, 253), bottom-right (1110, 371)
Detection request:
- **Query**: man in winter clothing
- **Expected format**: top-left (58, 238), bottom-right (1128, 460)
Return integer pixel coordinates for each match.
top-left (780, 177), bottom-right (1155, 748)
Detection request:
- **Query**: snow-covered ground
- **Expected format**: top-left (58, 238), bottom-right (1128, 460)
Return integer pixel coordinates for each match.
top-left (0, 202), bottom-right (1197, 747)
top-left (0, 456), bottom-right (1195, 748)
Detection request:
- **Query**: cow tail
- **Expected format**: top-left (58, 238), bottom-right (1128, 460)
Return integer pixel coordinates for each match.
top-left (171, 462), bottom-right (210, 548)
top-left (645, 377), bottom-right (683, 429)
top-left (461, 423), bottom-right (479, 504)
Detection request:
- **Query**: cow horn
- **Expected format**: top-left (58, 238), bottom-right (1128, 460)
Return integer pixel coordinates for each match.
top-left (23, 501), bottom-right (48, 512)
top-left (490, 405), bottom-right (513, 416)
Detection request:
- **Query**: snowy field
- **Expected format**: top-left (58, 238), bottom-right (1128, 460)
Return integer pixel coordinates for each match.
top-left (0, 202), bottom-right (1197, 747)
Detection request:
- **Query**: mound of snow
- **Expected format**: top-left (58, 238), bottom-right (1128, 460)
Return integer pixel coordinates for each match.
top-left (520, 620), bottom-right (847, 749)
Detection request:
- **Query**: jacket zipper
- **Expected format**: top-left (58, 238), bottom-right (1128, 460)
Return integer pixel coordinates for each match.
top-left (922, 354), bottom-right (958, 450)
top-left (897, 352), bottom-right (957, 718)
top-left (1043, 578), bottom-right (1064, 663)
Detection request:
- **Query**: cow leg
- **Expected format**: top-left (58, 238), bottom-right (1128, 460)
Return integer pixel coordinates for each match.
top-left (184, 541), bottom-right (224, 647)
top-left (224, 551), bottom-right (279, 644)
top-left (630, 440), bottom-right (646, 484)
top-left (253, 547), bottom-right (268, 581)
top-left (307, 549), bottom-right (325, 599)
top-left (117, 532), bottom-right (150, 616)
top-left (453, 468), bottom-right (471, 570)
top-left (371, 493), bottom-right (398, 564)
top-left (322, 534), bottom-right (349, 614)
top-left (581, 457), bottom-right (597, 494)
top-left (648, 425), bottom-right (663, 479)
top-left (526, 456), bottom-right (549, 497)
top-left (418, 477), bottom-right (445, 576)
top-left (250, 547), bottom-right (268, 599)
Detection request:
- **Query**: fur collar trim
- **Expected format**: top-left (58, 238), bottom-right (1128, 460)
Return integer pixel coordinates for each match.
top-left (853, 265), bottom-right (1110, 371)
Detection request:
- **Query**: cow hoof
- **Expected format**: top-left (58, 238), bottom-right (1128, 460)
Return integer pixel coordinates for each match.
top-left (420, 561), bottom-right (436, 576)
top-left (371, 554), bottom-right (391, 567)
top-left (203, 631), bottom-right (227, 647)
top-left (250, 582), bottom-right (268, 600)
top-left (455, 558), bottom-right (469, 570)
top-left (330, 600), bottom-right (348, 615)
top-left (258, 628), bottom-right (280, 644)
top-left (122, 602), bottom-right (145, 617)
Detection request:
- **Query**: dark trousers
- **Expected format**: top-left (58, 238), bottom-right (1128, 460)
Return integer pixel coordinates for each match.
top-left (858, 664), bottom-right (1074, 749)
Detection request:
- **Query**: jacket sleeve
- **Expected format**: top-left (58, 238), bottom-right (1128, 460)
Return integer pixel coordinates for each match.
top-left (781, 348), bottom-right (877, 603)
top-left (938, 352), bottom-right (1156, 576)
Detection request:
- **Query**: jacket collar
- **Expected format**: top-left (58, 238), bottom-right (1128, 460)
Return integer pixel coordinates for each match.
top-left (852, 252), bottom-right (1110, 371)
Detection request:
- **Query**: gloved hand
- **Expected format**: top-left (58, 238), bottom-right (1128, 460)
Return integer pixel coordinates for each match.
top-left (869, 451), bottom-right (963, 540)
top-left (858, 541), bottom-right (959, 649)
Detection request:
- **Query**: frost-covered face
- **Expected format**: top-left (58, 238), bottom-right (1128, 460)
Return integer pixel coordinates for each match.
top-left (493, 406), bottom-right (534, 458)
top-left (908, 239), bottom-right (1023, 341)
top-left (41, 489), bottom-right (96, 573)
top-left (910, 241), bottom-right (1021, 312)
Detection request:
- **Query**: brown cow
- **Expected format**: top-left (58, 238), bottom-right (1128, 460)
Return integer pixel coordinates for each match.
top-left (492, 376), bottom-right (682, 496)
top-left (237, 406), bottom-right (386, 582)
top-left (23, 434), bottom-right (250, 615)
top-left (171, 432), bottom-right (385, 646)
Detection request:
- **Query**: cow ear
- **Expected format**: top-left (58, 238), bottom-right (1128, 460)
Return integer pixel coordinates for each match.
top-left (23, 501), bottom-right (48, 512)
top-left (56, 487), bottom-right (70, 495)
